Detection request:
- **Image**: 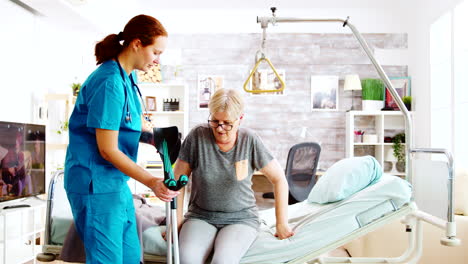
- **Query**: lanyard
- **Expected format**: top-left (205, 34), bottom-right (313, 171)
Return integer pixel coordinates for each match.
top-left (115, 59), bottom-right (151, 123)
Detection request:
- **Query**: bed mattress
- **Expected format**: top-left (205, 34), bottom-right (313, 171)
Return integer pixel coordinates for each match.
top-left (240, 174), bottom-right (412, 263)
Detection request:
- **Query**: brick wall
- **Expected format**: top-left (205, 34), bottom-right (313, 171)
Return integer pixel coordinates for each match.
top-left (167, 33), bottom-right (407, 169)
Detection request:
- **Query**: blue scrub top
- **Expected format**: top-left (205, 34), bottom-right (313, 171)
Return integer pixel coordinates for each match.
top-left (64, 60), bottom-right (142, 194)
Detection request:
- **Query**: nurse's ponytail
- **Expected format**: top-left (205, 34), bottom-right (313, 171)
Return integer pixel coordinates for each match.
top-left (94, 14), bottom-right (168, 65)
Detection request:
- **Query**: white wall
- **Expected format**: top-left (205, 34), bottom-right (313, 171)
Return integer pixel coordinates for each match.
top-left (0, 0), bottom-right (100, 124)
top-left (0, 0), bottom-right (38, 123)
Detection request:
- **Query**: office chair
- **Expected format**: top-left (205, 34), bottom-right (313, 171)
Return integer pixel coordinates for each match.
top-left (262, 142), bottom-right (321, 205)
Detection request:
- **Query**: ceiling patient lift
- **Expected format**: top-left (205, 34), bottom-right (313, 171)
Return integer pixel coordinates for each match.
top-left (243, 8), bottom-right (285, 94)
top-left (245, 7), bottom-right (460, 264)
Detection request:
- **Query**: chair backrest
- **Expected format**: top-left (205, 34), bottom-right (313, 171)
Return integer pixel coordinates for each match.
top-left (285, 142), bottom-right (321, 203)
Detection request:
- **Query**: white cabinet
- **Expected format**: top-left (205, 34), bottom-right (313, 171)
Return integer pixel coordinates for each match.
top-left (0, 200), bottom-right (46, 264)
top-left (346, 111), bottom-right (407, 177)
top-left (138, 83), bottom-right (189, 138)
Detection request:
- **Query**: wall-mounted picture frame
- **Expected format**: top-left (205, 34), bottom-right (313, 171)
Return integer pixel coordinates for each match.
top-left (145, 96), bottom-right (157, 111)
top-left (250, 69), bottom-right (285, 95)
top-left (198, 75), bottom-right (224, 109)
top-left (310, 75), bottom-right (339, 111)
top-left (385, 77), bottom-right (411, 110)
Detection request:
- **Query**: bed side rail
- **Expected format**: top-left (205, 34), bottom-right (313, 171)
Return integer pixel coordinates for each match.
top-left (43, 170), bottom-right (64, 245)
top-left (410, 148), bottom-right (460, 246)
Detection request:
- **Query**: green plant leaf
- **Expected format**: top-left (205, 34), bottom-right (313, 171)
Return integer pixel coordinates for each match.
top-left (402, 96), bottom-right (412, 104)
top-left (392, 133), bottom-right (406, 163)
top-left (361, 79), bottom-right (384, 101)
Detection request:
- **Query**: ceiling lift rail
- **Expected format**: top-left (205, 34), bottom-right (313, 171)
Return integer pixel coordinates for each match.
top-left (243, 13), bottom-right (285, 94)
top-left (254, 7), bottom-right (459, 248)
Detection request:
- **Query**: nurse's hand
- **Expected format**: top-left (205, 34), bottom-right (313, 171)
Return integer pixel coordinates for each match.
top-left (149, 177), bottom-right (180, 202)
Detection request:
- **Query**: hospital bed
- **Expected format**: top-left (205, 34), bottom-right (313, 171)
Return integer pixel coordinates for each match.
top-left (40, 167), bottom-right (419, 264)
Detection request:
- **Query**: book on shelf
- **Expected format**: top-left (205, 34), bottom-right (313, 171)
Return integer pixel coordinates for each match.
top-left (145, 160), bottom-right (163, 169)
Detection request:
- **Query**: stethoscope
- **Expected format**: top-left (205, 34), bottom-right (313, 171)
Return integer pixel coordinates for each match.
top-left (116, 59), bottom-right (151, 123)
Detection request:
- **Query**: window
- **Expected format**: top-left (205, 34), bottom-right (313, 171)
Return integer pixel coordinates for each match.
top-left (454, 1), bottom-right (468, 166)
top-left (430, 1), bottom-right (468, 165)
top-left (430, 12), bottom-right (452, 153)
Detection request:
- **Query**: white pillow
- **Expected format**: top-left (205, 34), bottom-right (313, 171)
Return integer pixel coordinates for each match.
top-left (307, 156), bottom-right (383, 204)
top-left (454, 168), bottom-right (468, 215)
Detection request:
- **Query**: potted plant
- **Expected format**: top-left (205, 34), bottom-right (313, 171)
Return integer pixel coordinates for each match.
top-left (402, 96), bottom-right (412, 111)
top-left (56, 121), bottom-right (69, 135)
top-left (71, 82), bottom-right (81, 97)
top-left (392, 133), bottom-right (406, 172)
top-left (361, 79), bottom-right (384, 111)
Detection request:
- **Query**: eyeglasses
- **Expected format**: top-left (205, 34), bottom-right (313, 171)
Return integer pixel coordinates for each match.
top-left (207, 120), bottom-right (236, 131)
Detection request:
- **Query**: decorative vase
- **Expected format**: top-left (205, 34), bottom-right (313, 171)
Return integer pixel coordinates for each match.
top-left (362, 100), bottom-right (384, 111)
top-left (383, 161), bottom-right (392, 172)
top-left (404, 103), bottom-right (411, 111)
top-left (396, 161), bottom-right (405, 173)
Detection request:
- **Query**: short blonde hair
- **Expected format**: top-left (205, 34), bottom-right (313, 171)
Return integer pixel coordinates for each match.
top-left (208, 89), bottom-right (244, 120)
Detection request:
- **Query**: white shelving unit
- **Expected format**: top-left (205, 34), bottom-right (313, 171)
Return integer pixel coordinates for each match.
top-left (138, 82), bottom-right (189, 138)
top-left (0, 199), bottom-right (46, 264)
top-left (346, 111), bottom-right (408, 177)
top-left (42, 93), bottom-right (75, 151)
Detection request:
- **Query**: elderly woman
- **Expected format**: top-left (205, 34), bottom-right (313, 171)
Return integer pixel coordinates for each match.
top-left (173, 88), bottom-right (294, 264)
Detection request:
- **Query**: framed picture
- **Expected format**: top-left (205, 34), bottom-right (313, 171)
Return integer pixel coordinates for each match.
top-left (250, 69), bottom-right (285, 95)
top-left (310, 75), bottom-right (339, 111)
top-left (198, 75), bottom-right (224, 109)
top-left (385, 77), bottom-right (411, 110)
top-left (145, 96), bottom-right (157, 111)
top-left (136, 65), bottom-right (162, 83)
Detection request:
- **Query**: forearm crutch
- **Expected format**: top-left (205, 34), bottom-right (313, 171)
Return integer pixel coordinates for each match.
top-left (152, 127), bottom-right (188, 264)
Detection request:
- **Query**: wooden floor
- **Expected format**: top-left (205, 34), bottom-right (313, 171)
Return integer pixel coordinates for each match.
top-left (32, 175), bottom-right (349, 263)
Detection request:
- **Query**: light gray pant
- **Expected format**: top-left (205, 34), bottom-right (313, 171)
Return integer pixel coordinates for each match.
top-left (179, 219), bottom-right (258, 264)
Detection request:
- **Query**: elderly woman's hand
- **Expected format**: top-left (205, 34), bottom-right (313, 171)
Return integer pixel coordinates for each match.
top-left (148, 177), bottom-right (180, 202)
top-left (275, 223), bottom-right (295, 240)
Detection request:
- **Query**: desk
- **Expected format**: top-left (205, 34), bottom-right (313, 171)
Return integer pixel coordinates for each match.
top-left (252, 170), bottom-right (324, 193)
top-left (0, 199), bottom-right (46, 264)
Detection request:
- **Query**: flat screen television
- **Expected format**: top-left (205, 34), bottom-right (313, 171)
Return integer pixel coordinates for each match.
top-left (0, 121), bottom-right (46, 202)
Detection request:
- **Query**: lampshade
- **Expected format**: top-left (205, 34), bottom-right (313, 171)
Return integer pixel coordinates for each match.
top-left (344, 74), bottom-right (362, 91)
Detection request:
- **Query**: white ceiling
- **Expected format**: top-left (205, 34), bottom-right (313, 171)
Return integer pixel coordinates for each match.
top-left (17, 0), bottom-right (412, 34)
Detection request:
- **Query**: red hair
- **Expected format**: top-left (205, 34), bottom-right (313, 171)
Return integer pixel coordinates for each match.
top-left (94, 14), bottom-right (168, 65)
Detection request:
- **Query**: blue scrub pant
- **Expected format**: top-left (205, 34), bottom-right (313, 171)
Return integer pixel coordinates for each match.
top-left (67, 186), bottom-right (140, 264)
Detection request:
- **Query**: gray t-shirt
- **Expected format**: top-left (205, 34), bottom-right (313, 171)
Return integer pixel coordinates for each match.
top-left (178, 124), bottom-right (274, 229)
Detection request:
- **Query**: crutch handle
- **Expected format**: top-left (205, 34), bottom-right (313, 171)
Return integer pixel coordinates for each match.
top-left (164, 175), bottom-right (188, 191)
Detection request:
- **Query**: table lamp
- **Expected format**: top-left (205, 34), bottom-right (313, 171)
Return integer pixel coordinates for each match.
top-left (344, 74), bottom-right (362, 111)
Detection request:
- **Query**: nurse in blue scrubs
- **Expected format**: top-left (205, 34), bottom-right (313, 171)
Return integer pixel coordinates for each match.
top-left (64, 14), bottom-right (179, 264)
